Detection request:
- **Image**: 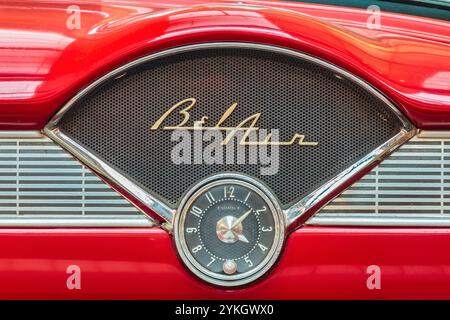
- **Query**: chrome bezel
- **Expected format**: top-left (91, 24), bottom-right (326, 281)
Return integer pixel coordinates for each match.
top-left (44, 42), bottom-right (416, 228)
top-left (174, 173), bottom-right (286, 287)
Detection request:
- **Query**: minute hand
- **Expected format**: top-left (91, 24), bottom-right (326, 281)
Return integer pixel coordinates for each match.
top-left (232, 209), bottom-right (253, 228)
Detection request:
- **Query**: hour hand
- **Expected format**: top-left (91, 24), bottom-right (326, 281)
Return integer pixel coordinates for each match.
top-left (237, 234), bottom-right (249, 243)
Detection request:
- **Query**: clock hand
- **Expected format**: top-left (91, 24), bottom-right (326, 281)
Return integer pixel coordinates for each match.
top-left (231, 208), bottom-right (253, 229)
top-left (237, 234), bottom-right (249, 243)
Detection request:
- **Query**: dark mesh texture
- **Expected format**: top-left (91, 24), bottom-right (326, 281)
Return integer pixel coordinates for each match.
top-left (58, 47), bottom-right (403, 207)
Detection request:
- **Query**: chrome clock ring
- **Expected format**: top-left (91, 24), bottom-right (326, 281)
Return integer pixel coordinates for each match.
top-left (173, 174), bottom-right (286, 287)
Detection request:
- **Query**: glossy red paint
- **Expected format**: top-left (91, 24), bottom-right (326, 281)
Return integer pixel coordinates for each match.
top-left (0, 1), bottom-right (449, 129)
top-left (0, 226), bottom-right (449, 299)
top-left (1, 0), bottom-right (450, 300)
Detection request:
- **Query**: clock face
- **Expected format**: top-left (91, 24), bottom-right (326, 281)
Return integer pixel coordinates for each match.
top-left (174, 175), bottom-right (285, 287)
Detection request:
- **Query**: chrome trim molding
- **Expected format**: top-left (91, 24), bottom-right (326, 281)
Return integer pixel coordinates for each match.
top-left (46, 128), bottom-right (175, 222)
top-left (284, 128), bottom-right (415, 225)
top-left (417, 130), bottom-right (450, 140)
top-left (0, 215), bottom-right (153, 227)
top-left (0, 131), bottom-right (42, 138)
top-left (307, 214), bottom-right (450, 227)
top-left (0, 135), bottom-right (155, 227)
top-left (308, 134), bottom-right (450, 226)
top-left (44, 42), bottom-right (416, 228)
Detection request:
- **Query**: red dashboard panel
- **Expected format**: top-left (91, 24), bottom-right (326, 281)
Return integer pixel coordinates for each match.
top-left (0, 0), bottom-right (449, 129)
top-left (0, 0), bottom-right (450, 300)
top-left (0, 227), bottom-right (449, 299)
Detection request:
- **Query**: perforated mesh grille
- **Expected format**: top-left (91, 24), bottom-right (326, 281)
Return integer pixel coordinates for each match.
top-left (58, 47), bottom-right (403, 208)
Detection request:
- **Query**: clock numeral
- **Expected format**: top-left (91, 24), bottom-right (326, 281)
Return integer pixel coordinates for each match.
top-left (224, 186), bottom-right (235, 199)
top-left (190, 206), bottom-right (203, 218)
top-left (244, 192), bottom-right (251, 203)
top-left (186, 227), bottom-right (197, 233)
top-left (244, 256), bottom-right (253, 267)
top-left (255, 206), bottom-right (267, 216)
top-left (261, 226), bottom-right (273, 232)
top-left (205, 192), bottom-right (215, 203)
top-left (192, 245), bottom-right (202, 254)
top-left (258, 243), bottom-right (268, 252)
top-left (207, 257), bottom-right (216, 267)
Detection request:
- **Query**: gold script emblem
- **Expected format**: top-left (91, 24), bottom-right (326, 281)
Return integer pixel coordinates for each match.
top-left (151, 98), bottom-right (319, 146)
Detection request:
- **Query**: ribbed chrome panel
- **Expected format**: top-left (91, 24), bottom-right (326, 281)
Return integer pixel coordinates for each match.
top-left (0, 135), bottom-right (153, 227)
top-left (3, 133), bottom-right (447, 227)
top-left (309, 135), bottom-right (450, 226)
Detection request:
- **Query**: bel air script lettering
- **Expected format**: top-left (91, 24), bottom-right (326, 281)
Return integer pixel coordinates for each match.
top-left (151, 98), bottom-right (319, 147)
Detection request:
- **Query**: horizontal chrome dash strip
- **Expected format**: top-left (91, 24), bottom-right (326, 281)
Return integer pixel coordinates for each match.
top-left (0, 215), bottom-right (154, 227)
top-left (417, 130), bottom-right (450, 140)
top-left (307, 214), bottom-right (450, 227)
top-left (0, 131), bottom-right (42, 139)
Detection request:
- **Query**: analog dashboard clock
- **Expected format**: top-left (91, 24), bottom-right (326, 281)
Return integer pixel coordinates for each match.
top-left (174, 174), bottom-right (286, 287)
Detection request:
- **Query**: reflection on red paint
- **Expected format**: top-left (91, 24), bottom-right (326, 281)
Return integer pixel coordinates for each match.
top-left (0, 227), bottom-right (449, 299)
top-left (0, 1), bottom-right (448, 128)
